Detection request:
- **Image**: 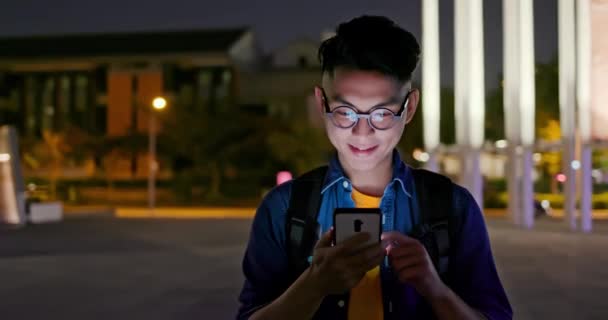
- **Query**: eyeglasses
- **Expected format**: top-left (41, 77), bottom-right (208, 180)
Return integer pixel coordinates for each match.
top-left (320, 87), bottom-right (411, 130)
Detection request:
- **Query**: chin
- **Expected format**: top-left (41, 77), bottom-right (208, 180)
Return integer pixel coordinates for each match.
top-left (341, 150), bottom-right (385, 172)
top-left (348, 160), bottom-right (379, 172)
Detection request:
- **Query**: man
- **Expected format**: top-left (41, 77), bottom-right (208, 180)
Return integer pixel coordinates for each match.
top-left (237, 15), bottom-right (512, 320)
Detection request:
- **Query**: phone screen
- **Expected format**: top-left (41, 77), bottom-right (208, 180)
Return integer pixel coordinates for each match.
top-left (333, 208), bottom-right (381, 247)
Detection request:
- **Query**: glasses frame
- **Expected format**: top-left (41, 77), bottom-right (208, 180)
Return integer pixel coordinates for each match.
top-left (320, 87), bottom-right (411, 130)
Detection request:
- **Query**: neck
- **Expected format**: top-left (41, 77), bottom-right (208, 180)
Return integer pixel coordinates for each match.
top-left (339, 153), bottom-right (393, 197)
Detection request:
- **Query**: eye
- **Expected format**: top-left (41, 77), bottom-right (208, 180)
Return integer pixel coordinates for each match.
top-left (371, 109), bottom-right (392, 122)
top-left (334, 107), bottom-right (357, 121)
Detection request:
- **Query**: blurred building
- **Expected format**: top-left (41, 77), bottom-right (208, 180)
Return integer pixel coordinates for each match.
top-left (0, 28), bottom-right (261, 178)
top-left (0, 28), bottom-right (332, 181)
top-left (239, 37), bottom-right (321, 123)
top-left (271, 37), bottom-right (320, 68)
top-left (0, 28), bottom-right (259, 140)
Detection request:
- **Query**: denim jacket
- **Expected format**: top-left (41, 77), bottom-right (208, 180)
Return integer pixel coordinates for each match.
top-left (237, 150), bottom-right (512, 319)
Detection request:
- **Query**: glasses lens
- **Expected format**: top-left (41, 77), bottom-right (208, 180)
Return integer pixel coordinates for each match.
top-left (370, 109), bottom-right (396, 129)
top-left (331, 107), bottom-right (358, 128)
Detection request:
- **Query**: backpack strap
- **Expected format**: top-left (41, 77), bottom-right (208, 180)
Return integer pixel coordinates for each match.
top-left (286, 166), bottom-right (328, 278)
top-left (411, 168), bottom-right (454, 278)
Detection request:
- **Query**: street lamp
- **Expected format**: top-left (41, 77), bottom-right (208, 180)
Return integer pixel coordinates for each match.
top-left (149, 96), bottom-right (167, 211)
top-left (152, 97), bottom-right (167, 110)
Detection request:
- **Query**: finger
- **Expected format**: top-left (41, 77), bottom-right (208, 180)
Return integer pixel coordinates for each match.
top-left (364, 249), bottom-right (387, 271)
top-left (336, 232), bottom-right (371, 253)
top-left (391, 255), bottom-right (425, 272)
top-left (387, 244), bottom-right (426, 259)
top-left (315, 227), bottom-right (334, 249)
top-left (346, 239), bottom-right (382, 256)
top-left (381, 231), bottom-right (405, 242)
top-left (346, 245), bottom-right (385, 271)
top-left (381, 231), bottom-right (419, 246)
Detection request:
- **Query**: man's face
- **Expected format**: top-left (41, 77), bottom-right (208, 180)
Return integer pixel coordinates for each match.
top-left (314, 68), bottom-right (419, 173)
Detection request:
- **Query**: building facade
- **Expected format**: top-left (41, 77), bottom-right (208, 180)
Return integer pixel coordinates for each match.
top-left (0, 28), bottom-right (259, 140)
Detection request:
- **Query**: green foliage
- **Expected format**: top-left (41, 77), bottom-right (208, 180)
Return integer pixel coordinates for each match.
top-left (266, 120), bottom-right (333, 175)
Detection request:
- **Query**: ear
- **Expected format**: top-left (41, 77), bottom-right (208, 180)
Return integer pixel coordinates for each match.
top-left (404, 89), bottom-right (420, 124)
top-left (314, 86), bottom-right (326, 115)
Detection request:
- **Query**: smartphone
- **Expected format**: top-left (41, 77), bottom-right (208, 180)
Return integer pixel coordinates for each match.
top-left (333, 208), bottom-right (382, 247)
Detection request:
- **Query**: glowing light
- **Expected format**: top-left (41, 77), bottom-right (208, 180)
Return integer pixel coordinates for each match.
top-left (276, 171), bottom-right (293, 185)
top-left (495, 140), bottom-right (508, 149)
top-left (419, 152), bottom-right (430, 163)
top-left (0, 153), bottom-right (10, 162)
top-left (592, 169), bottom-right (602, 182)
top-left (533, 153), bottom-right (542, 162)
top-left (541, 200), bottom-right (551, 209)
top-left (556, 173), bottom-right (567, 183)
top-left (152, 97), bottom-right (167, 110)
top-left (571, 160), bottom-right (581, 170)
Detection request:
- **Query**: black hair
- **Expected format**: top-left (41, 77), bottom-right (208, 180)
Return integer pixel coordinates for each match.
top-left (318, 15), bottom-right (421, 83)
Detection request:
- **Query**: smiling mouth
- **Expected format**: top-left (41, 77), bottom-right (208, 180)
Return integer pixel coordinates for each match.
top-left (348, 144), bottom-right (378, 155)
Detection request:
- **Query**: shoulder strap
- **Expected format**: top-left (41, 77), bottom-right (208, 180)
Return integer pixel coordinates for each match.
top-left (411, 168), bottom-right (454, 277)
top-left (286, 166), bottom-right (328, 277)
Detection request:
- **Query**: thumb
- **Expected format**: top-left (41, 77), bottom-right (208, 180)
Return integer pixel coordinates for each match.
top-left (315, 227), bottom-right (334, 249)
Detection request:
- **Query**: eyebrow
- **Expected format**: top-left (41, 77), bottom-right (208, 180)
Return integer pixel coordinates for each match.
top-left (331, 94), bottom-right (402, 110)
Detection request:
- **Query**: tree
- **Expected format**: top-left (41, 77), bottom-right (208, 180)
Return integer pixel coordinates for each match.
top-left (535, 57), bottom-right (560, 136)
top-left (485, 83), bottom-right (505, 142)
top-left (161, 101), bottom-right (284, 200)
top-left (266, 120), bottom-right (333, 176)
top-left (538, 119), bottom-right (562, 193)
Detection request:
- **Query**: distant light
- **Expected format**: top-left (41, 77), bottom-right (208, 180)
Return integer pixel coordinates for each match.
top-left (571, 160), bottom-right (581, 170)
top-left (152, 97), bottom-right (167, 110)
top-left (533, 153), bottom-right (542, 162)
top-left (592, 169), bottom-right (602, 181)
top-left (0, 153), bottom-right (10, 162)
top-left (419, 152), bottom-right (430, 162)
top-left (556, 173), bottom-right (567, 183)
top-left (541, 200), bottom-right (551, 209)
top-left (28, 183), bottom-right (37, 191)
top-left (276, 171), bottom-right (293, 185)
top-left (495, 140), bottom-right (508, 149)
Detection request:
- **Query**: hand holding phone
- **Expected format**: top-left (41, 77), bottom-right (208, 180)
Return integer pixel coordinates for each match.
top-left (333, 208), bottom-right (382, 248)
top-left (308, 209), bottom-right (385, 295)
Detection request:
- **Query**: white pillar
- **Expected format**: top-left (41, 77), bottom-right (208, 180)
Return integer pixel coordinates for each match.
top-left (455, 0), bottom-right (485, 208)
top-left (425, 151), bottom-right (440, 172)
top-left (506, 146), bottom-right (522, 225)
top-left (422, 0), bottom-right (441, 173)
top-left (0, 126), bottom-right (26, 226)
top-left (580, 146), bottom-right (593, 231)
top-left (522, 146), bottom-right (535, 228)
top-left (464, 148), bottom-right (483, 207)
top-left (503, 0), bottom-right (521, 225)
top-left (519, 0), bottom-right (536, 229)
top-left (503, 0), bottom-right (535, 228)
top-left (576, 0), bottom-right (593, 233)
top-left (590, 2), bottom-right (608, 142)
top-left (558, 0), bottom-right (578, 230)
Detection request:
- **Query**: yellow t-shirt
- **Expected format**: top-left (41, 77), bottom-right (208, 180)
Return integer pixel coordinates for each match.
top-left (348, 187), bottom-right (383, 320)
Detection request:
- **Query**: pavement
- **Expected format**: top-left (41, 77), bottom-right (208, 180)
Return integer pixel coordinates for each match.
top-left (64, 205), bottom-right (608, 221)
top-left (1, 213), bottom-right (607, 319)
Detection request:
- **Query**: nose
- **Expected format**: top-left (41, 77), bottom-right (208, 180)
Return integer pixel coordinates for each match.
top-left (352, 116), bottom-right (374, 136)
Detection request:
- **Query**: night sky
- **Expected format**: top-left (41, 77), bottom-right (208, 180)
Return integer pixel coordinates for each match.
top-left (1, 0), bottom-right (558, 89)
